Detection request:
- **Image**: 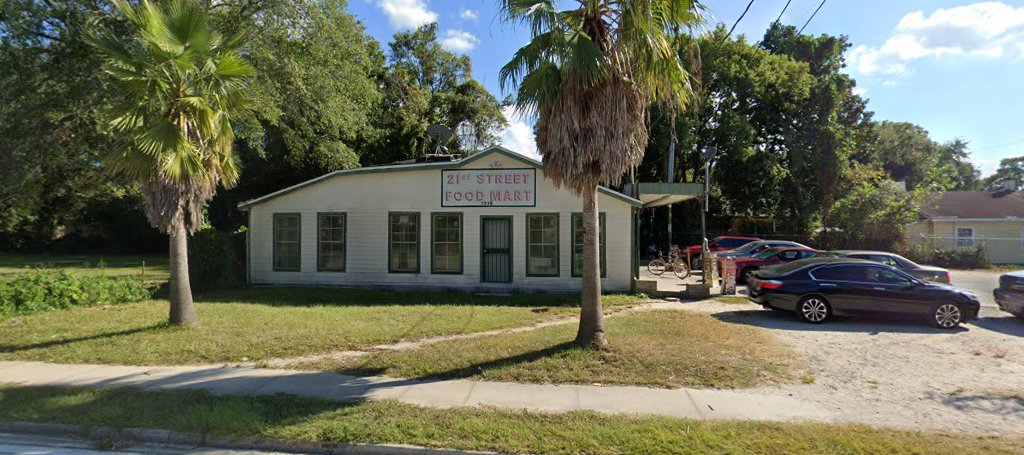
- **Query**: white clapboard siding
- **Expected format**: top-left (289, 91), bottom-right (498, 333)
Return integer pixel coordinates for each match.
top-left (244, 147), bottom-right (637, 292)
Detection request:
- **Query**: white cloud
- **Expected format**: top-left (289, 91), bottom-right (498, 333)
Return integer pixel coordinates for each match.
top-left (459, 9), bottom-right (479, 21)
top-left (851, 87), bottom-right (867, 97)
top-left (500, 107), bottom-right (539, 160)
top-left (440, 29), bottom-right (480, 52)
top-left (847, 2), bottom-right (1024, 75)
top-left (376, 0), bottom-right (437, 29)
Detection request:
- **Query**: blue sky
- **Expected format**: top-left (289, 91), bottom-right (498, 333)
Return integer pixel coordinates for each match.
top-left (347, 0), bottom-right (1024, 177)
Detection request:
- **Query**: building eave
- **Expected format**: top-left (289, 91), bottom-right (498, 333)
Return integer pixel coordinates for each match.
top-left (237, 146), bottom-right (642, 210)
top-left (928, 217), bottom-right (1024, 222)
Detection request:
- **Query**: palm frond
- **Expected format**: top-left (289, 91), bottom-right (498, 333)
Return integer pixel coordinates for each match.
top-left (501, 0), bottom-right (705, 194)
top-left (91, 0), bottom-right (254, 233)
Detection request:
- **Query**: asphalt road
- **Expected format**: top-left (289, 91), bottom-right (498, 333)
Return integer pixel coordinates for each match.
top-left (949, 268), bottom-right (1012, 316)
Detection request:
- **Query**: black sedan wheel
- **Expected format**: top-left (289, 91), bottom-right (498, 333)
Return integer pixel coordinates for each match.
top-left (932, 303), bottom-right (963, 329)
top-left (797, 296), bottom-right (831, 324)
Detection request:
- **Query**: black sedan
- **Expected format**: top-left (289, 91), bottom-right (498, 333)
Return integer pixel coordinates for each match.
top-left (747, 258), bottom-right (980, 328)
top-left (995, 270), bottom-right (1024, 318)
top-left (829, 250), bottom-right (950, 283)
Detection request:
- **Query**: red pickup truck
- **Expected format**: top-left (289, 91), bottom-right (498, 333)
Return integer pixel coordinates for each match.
top-left (685, 236), bottom-right (762, 269)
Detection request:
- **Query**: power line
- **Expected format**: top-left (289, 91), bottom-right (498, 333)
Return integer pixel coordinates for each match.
top-left (775, 0), bottom-right (793, 23)
top-left (722, 0), bottom-right (756, 42)
top-left (798, 0), bottom-right (828, 35)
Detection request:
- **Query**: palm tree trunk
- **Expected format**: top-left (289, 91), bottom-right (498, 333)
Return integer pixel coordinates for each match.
top-left (576, 184), bottom-right (606, 348)
top-left (168, 222), bottom-right (198, 326)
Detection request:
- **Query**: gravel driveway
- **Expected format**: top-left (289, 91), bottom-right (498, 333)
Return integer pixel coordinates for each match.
top-left (684, 276), bottom-right (1024, 435)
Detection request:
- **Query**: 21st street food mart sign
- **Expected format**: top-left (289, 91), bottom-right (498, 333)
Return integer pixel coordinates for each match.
top-left (441, 168), bottom-right (536, 207)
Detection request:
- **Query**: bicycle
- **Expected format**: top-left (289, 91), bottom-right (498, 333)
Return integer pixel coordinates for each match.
top-left (646, 250), bottom-right (691, 279)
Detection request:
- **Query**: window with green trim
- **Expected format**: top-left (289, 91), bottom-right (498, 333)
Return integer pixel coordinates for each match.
top-left (389, 212), bottom-right (420, 273)
top-left (431, 213), bottom-right (463, 274)
top-left (571, 213), bottom-right (605, 277)
top-left (317, 213), bottom-right (346, 271)
top-left (526, 214), bottom-right (559, 276)
top-left (273, 213), bottom-right (301, 271)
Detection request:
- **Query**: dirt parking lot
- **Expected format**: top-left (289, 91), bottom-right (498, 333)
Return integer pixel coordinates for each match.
top-left (687, 269), bottom-right (1024, 435)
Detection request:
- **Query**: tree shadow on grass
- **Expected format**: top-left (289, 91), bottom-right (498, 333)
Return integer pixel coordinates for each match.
top-left (0, 324), bottom-right (165, 353)
top-left (339, 341), bottom-right (581, 381)
top-left (197, 286), bottom-right (584, 309)
top-left (0, 384), bottom-right (352, 436)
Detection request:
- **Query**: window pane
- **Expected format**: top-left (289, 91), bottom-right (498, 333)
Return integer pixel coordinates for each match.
top-left (527, 214), bottom-right (558, 276)
top-left (432, 214), bottom-right (462, 273)
top-left (813, 265), bottom-right (863, 282)
top-left (318, 214), bottom-right (345, 271)
top-left (390, 213), bottom-right (419, 272)
top-left (273, 214), bottom-right (300, 271)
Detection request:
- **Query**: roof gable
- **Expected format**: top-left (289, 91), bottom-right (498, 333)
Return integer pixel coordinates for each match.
top-left (921, 191), bottom-right (1024, 219)
top-left (238, 146), bottom-right (640, 209)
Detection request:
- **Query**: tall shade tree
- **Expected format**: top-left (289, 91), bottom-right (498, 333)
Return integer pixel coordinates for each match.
top-left (89, 0), bottom-right (254, 325)
top-left (499, 0), bottom-right (702, 347)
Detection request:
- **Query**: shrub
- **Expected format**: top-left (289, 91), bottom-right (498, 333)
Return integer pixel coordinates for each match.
top-left (188, 227), bottom-right (246, 291)
top-left (898, 244), bottom-right (989, 269)
top-left (0, 271), bottom-right (154, 317)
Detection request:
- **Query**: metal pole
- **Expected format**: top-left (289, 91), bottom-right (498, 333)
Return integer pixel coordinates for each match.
top-left (701, 159), bottom-right (709, 284)
top-left (666, 133), bottom-right (675, 253)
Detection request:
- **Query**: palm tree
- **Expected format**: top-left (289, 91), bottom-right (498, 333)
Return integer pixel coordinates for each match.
top-left (499, 0), bottom-right (702, 347)
top-left (89, 0), bottom-right (254, 325)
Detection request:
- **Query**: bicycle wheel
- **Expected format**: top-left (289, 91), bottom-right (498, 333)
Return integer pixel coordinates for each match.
top-left (671, 261), bottom-right (691, 279)
top-left (647, 259), bottom-right (667, 275)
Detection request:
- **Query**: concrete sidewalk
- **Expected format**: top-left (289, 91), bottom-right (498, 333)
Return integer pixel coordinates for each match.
top-left (0, 361), bottom-right (830, 422)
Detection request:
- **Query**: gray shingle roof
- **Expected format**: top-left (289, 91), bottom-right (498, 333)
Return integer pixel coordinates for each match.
top-left (921, 191), bottom-right (1024, 219)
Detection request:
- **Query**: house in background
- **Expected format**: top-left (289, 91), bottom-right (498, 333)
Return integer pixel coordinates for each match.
top-left (905, 180), bottom-right (1024, 264)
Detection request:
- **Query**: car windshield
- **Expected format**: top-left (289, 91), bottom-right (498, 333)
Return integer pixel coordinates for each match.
top-left (752, 248), bottom-right (780, 259)
top-left (732, 241), bottom-right (765, 253)
top-left (891, 254), bottom-right (917, 268)
top-left (716, 238), bottom-right (755, 249)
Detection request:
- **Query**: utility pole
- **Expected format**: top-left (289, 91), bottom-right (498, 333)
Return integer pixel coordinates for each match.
top-left (701, 147), bottom-right (716, 284)
top-left (666, 128), bottom-right (676, 253)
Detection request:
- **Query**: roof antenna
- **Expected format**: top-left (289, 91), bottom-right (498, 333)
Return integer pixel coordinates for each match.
top-left (425, 124), bottom-right (454, 162)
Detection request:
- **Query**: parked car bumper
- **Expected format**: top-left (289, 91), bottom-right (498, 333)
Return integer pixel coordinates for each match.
top-left (995, 288), bottom-right (1024, 316)
top-left (747, 292), bottom-right (798, 311)
top-left (962, 301), bottom-right (981, 321)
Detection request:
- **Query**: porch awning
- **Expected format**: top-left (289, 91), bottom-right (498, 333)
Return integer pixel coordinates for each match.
top-left (621, 182), bottom-right (704, 209)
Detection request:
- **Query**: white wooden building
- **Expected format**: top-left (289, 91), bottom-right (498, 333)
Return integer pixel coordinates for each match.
top-left (238, 146), bottom-right (641, 293)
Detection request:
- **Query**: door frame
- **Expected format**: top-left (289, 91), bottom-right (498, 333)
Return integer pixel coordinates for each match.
top-left (480, 215), bottom-right (514, 283)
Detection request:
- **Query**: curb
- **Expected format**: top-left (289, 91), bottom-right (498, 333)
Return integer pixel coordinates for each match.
top-left (0, 421), bottom-right (504, 455)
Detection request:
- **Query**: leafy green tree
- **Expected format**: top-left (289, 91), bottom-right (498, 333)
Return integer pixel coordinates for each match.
top-left (0, 0), bottom-right (130, 249)
top-left (89, 0), bottom-right (254, 325)
top-left (983, 156), bottom-right (1024, 189)
top-left (362, 24), bottom-right (505, 165)
top-left (760, 22), bottom-right (874, 241)
top-left (866, 121), bottom-right (979, 191)
top-left (500, 0), bottom-right (702, 347)
top-left (641, 27), bottom-right (813, 218)
top-left (208, 0), bottom-right (385, 229)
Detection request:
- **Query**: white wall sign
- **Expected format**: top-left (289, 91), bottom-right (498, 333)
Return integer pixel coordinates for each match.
top-left (442, 168), bottom-right (536, 207)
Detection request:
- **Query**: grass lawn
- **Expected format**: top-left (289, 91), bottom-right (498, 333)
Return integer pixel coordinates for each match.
top-left (0, 254), bottom-right (168, 283)
top-left (303, 310), bottom-right (798, 389)
top-left (0, 287), bottom-right (642, 365)
top-left (713, 295), bottom-right (752, 305)
top-left (0, 385), bottom-right (1019, 455)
